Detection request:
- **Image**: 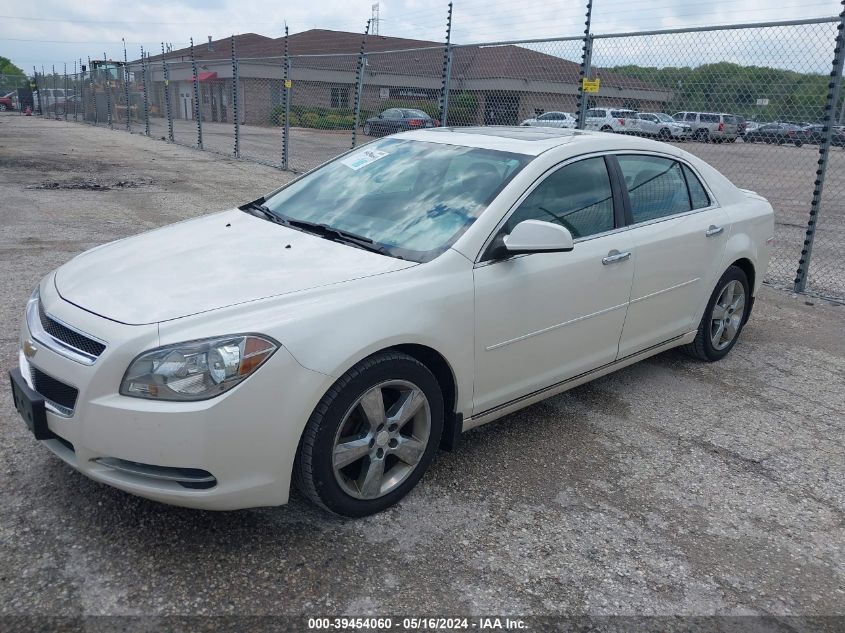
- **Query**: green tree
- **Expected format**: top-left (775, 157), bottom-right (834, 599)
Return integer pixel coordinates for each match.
top-left (0, 56), bottom-right (25, 77)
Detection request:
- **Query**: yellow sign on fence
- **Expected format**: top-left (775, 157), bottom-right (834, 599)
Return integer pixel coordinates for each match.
top-left (284, 79), bottom-right (292, 89)
top-left (582, 78), bottom-right (601, 93)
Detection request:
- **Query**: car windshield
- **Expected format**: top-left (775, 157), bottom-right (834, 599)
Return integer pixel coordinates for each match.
top-left (262, 138), bottom-right (530, 262)
top-left (654, 113), bottom-right (675, 122)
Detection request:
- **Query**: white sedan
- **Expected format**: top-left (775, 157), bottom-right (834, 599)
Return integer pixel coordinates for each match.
top-left (520, 111), bottom-right (576, 128)
top-left (10, 128), bottom-right (774, 517)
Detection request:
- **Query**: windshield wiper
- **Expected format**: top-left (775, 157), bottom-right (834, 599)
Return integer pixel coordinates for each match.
top-left (242, 202), bottom-right (397, 257)
top-left (283, 218), bottom-right (397, 257)
top-left (241, 199), bottom-right (282, 223)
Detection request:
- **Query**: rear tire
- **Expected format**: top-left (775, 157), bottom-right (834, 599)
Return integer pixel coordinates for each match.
top-left (658, 128), bottom-right (672, 140)
top-left (600, 125), bottom-right (613, 132)
top-left (294, 351), bottom-right (444, 517)
top-left (684, 266), bottom-right (750, 362)
top-left (695, 129), bottom-right (709, 142)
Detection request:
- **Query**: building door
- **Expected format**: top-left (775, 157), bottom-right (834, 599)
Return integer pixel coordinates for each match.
top-left (180, 87), bottom-right (193, 120)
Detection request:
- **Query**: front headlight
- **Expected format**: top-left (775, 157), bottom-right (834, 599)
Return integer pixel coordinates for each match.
top-left (120, 335), bottom-right (278, 401)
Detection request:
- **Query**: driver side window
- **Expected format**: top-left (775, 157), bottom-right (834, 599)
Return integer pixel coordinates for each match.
top-left (504, 157), bottom-right (616, 239)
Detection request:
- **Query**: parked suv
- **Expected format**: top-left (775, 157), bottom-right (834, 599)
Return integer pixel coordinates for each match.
top-left (632, 112), bottom-right (692, 140)
top-left (673, 112), bottom-right (741, 142)
top-left (584, 108), bottom-right (637, 133)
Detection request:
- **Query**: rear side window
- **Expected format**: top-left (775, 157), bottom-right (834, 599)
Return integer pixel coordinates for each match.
top-left (682, 164), bottom-right (711, 209)
top-left (586, 109), bottom-right (605, 117)
top-left (505, 157), bottom-right (615, 239)
top-left (617, 155), bottom-right (692, 223)
top-left (700, 113), bottom-right (719, 123)
top-left (685, 113), bottom-right (696, 122)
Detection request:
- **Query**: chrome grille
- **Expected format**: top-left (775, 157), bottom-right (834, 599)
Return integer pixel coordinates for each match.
top-left (30, 367), bottom-right (78, 415)
top-left (38, 302), bottom-right (106, 358)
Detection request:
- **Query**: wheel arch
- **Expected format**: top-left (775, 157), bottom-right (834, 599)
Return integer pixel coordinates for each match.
top-left (729, 257), bottom-right (756, 295)
top-left (375, 343), bottom-right (461, 451)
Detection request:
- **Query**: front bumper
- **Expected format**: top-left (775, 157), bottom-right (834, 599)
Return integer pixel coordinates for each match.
top-left (15, 280), bottom-right (329, 510)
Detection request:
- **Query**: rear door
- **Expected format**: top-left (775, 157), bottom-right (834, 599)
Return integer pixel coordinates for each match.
top-left (613, 153), bottom-right (730, 357)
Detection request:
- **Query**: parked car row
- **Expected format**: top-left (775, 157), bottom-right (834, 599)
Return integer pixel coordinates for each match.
top-left (743, 121), bottom-right (845, 147)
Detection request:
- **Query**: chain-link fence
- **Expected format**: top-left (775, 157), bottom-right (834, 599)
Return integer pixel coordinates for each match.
top-left (18, 13), bottom-right (844, 301)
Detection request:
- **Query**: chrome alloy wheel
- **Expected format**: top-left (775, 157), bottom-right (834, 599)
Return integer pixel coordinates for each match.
top-left (332, 380), bottom-right (431, 500)
top-left (710, 279), bottom-right (745, 350)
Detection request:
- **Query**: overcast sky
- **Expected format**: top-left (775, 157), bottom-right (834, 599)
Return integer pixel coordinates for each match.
top-left (2, 0), bottom-right (841, 74)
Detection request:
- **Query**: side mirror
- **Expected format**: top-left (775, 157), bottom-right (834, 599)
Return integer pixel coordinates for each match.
top-left (489, 220), bottom-right (574, 259)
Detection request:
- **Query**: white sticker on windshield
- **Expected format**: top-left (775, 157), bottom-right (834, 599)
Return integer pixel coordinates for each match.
top-left (341, 149), bottom-right (390, 171)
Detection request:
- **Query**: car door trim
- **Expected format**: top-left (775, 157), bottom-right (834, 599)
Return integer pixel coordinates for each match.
top-left (630, 277), bottom-right (701, 304)
top-left (485, 301), bottom-right (630, 351)
top-left (466, 331), bottom-right (694, 429)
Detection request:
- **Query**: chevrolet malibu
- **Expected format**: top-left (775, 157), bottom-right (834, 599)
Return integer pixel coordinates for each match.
top-left (10, 127), bottom-right (774, 517)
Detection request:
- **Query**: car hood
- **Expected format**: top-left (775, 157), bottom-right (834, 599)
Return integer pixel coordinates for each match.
top-left (54, 209), bottom-right (416, 325)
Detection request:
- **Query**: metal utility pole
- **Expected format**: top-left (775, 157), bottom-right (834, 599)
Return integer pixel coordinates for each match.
top-left (190, 38), bottom-right (204, 149)
top-left (794, 0), bottom-right (845, 293)
top-left (281, 25), bottom-right (291, 170)
top-left (576, 0), bottom-right (595, 130)
top-left (439, 1), bottom-right (454, 127)
top-left (351, 19), bottom-right (371, 149)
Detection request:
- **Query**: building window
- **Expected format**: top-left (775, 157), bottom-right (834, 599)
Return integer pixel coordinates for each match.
top-left (331, 86), bottom-right (350, 109)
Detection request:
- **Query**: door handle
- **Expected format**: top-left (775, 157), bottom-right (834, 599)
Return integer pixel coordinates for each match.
top-left (705, 225), bottom-right (724, 237)
top-left (602, 250), bottom-right (631, 265)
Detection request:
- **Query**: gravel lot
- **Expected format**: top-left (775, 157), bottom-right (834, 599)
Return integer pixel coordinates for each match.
top-left (1, 115), bottom-right (843, 622)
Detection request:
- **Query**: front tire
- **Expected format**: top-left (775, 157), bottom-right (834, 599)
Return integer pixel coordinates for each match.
top-left (294, 351), bottom-right (444, 517)
top-left (684, 266), bottom-right (750, 362)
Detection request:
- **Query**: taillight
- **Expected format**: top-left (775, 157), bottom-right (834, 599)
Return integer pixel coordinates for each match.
top-left (787, 130), bottom-right (795, 136)
top-left (618, 118), bottom-right (625, 126)
top-left (718, 122), bottom-right (724, 131)
top-left (408, 119), bottom-right (424, 127)
top-left (433, 119), bottom-right (441, 127)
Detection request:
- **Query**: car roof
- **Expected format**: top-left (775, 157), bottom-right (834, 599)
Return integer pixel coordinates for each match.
top-left (392, 126), bottom-right (688, 157)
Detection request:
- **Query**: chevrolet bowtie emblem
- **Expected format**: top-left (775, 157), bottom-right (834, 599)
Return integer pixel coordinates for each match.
top-left (23, 339), bottom-right (37, 359)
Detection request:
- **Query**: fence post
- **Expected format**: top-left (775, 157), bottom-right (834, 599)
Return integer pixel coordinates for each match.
top-left (141, 49), bottom-right (151, 136)
top-left (281, 26), bottom-right (291, 170)
top-left (231, 36), bottom-right (240, 158)
top-left (32, 68), bottom-right (42, 115)
top-left (351, 19), bottom-right (371, 149)
top-left (162, 43), bottom-right (175, 142)
top-left (190, 38), bottom-right (204, 149)
top-left (123, 38), bottom-right (131, 131)
top-left (74, 60), bottom-right (80, 121)
top-left (50, 66), bottom-right (56, 118)
top-left (88, 57), bottom-right (97, 125)
top-left (794, 4), bottom-right (845, 294)
top-left (575, 0), bottom-right (595, 130)
top-left (104, 54), bottom-right (114, 128)
top-left (63, 64), bottom-right (68, 121)
top-left (439, 1), bottom-right (454, 127)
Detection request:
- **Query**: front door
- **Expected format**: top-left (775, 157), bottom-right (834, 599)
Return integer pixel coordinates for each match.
top-left (614, 153), bottom-right (730, 357)
top-left (473, 156), bottom-right (634, 416)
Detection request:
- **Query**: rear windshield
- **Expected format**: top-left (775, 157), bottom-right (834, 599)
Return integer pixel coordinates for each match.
top-left (403, 109), bottom-right (429, 118)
